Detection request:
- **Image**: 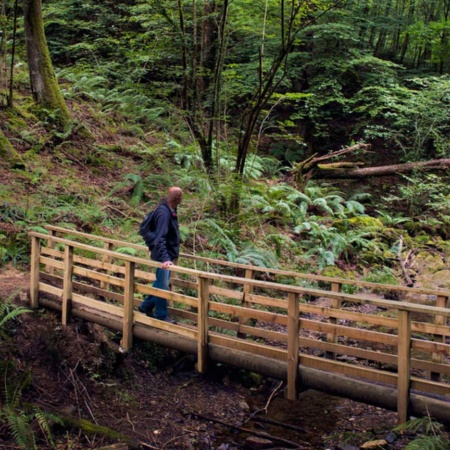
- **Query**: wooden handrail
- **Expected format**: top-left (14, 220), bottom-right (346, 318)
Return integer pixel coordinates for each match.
top-left (43, 225), bottom-right (450, 298)
top-left (29, 230), bottom-right (450, 425)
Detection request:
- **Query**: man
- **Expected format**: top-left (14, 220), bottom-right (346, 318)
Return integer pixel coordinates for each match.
top-left (139, 186), bottom-right (183, 323)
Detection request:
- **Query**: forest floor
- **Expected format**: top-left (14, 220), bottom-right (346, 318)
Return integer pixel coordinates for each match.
top-left (0, 265), bottom-right (424, 450)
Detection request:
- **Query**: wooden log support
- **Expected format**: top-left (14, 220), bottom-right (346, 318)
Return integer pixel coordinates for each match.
top-left (100, 241), bottom-right (114, 291)
top-left (45, 229), bottom-right (56, 275)
top-left (431, 295), bottom-right (448, 381)
top-left (237, 269), bottom-right (254, 340)
top-left (121, 261), bottom-right (135, 350)
top-left (30, 236), bottom-right (41, 308)
top-left (326, 282), bottom-right (342, 359)
top-left (61, 245), bottom-right (74, 325)
top-left (197, 276), bottom-right (210, 373)
top-left (397, 310), bottom-right (412, 424)
top-left (287, 292), bottom-right (300, 400)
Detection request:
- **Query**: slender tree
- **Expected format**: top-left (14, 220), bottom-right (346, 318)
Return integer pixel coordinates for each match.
top-left (23, 0), bottom-right (71, 127)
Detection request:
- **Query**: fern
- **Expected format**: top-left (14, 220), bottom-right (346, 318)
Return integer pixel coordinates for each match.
top-left (403, 435), bottom-right (449, 450)
top-left (0, 290), bottom-right (31, 333)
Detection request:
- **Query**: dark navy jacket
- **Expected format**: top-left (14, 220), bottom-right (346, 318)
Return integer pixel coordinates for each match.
top-left (149, 199), bottom-right (180, 263)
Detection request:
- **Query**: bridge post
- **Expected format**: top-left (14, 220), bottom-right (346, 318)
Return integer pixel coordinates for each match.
top-left (237, 269), bottom-right (254, 340)
top-left (326, 282), bottom-right (342, 359)
top-left (397, 309), bottom-right (412, 424)
top-left (61, 244), bottom-right (74, 325)
top-left (287, 292), bottom-right (300, 400)
top-left (431, 295), bottom-right (448, 382)
top-left (197, 275), bottom-right (210, 373)
top-left (45, 229), bottom-right (56, 275)
top-left (100, 241), bottom-right (114, 292)
top-left (121, 261), bottom-right (135, 351)
top-left (30, 236), bottom-right (41, 308)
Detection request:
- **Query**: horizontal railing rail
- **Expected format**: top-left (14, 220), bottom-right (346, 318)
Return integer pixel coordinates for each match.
top-left (29, 229), bottom-right (450, 425)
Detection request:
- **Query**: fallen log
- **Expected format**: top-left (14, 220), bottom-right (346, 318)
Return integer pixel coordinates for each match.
top-left (315, 158), bottom-right (450, 179)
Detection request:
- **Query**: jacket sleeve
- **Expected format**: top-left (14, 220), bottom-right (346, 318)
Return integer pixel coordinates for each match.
top-left (151, 207), bottom-right (171, 262)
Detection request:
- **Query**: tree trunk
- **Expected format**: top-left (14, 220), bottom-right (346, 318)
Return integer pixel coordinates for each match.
top-left (23, 0), bottom-right (71, 128)
top-left (315, 159), bottom-right (450, 179)
top-left (0, 127), bottom-right (24, 168)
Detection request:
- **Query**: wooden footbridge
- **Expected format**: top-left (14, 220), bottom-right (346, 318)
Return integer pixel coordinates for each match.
top-left (28, 226), bottom-right (450, 425)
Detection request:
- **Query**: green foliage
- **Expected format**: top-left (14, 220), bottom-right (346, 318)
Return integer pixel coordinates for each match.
top-left (0, 290), bottom-right (31, 337)
top-left (0, 361), bottom-right (62, 449)
top-left (395, 416), bottom-right (450, 450)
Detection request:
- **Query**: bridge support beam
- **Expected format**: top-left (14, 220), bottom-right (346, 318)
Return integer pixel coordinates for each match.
top-left (38, 296), bottom-right (450, 426)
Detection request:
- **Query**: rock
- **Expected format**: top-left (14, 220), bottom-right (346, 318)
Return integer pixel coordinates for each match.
top-left (335, 445), bottom-right (359, 450)
top-left (360, 439), bottom-right (388, 448)
top-left (384, 432), bottom-right (397, 444)
top-left (244, 436), bottom-right (273, 449)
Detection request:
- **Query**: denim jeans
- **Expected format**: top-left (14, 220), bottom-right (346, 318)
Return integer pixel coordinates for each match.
top-left (139, 268), bottom-right (171, 319)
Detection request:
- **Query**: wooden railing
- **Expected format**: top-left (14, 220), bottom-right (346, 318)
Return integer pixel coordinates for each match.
top-left (28, 227), bottom-right (450, 425)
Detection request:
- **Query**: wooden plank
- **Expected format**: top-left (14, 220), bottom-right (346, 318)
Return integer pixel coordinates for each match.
top-left (122, 261), bottom-right (135, 351)
top-left (134, 312), bottom-right (198, 338)
top-left (397, 310), bottom-right (412, 424)
top-left (73, 266), bottom-right (126, 287)
top-left (209, 302), bottom-right (288, 325)
top-left (197, 276), bottom-right (210, 373)
top-left (72, 293), bottom-right (124, 317)
top-left (238, 269), bottom-right (255, 339)
top-left (40, 256), bottom-right (64, 270)
top-left (41, 246), bottom-right (64, 258)
top-left (247, 293), bottom-right (288, 309)
top-left (209, 334), bottom-right (287, 361)
top-left (135, 282), bottom-right (198, 307)
top-left (301, 303), bottom-right (397, 329)
top-left (100, 241), bottom-right (114, 291)
top-left (410, 377), bottom-right (450, 397)
top-left (431, 295), bottom-right (448, 381)
top-left (287, 292), bottom-right (300, 400)
top-left (327, 282), bottom-right (342, 359)
top-left (300, 354), bottom-right (398, 386)
top-left (61, 245), bottom-right (74, 325)
top-left (411, 339), bottom-right (450, 355)
top-left (45, 229), bottom-right (56, 275)
top-left (39, 282), bottom-right (63, 297)
top-left (300, 318), bottom-right (399, 346)
top-left (30, 236), bottom-right (40, 308)
top-left (209, 285), bottom-right (244, 301)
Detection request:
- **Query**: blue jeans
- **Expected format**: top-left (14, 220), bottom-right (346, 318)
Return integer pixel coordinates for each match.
top-left (139, 268), bottom-right (171, 319)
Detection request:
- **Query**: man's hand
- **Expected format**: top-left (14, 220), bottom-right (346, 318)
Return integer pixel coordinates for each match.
top-left (162, 261), bottom-right (173, 269)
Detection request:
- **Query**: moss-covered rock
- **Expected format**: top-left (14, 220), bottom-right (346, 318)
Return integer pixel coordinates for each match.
top-left (334, 216), bottom-right (384, 232)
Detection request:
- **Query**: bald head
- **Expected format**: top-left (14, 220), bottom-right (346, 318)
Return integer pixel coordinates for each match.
top-left (167, 186), bottom-right (183, 208)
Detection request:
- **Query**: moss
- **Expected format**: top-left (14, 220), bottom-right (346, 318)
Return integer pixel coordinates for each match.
top-left (0, 129), bottom-right (25, 169)
top-left (334, 216), bottom-right (384, 231)
top-left (321, 266), bottom-right (346, 279)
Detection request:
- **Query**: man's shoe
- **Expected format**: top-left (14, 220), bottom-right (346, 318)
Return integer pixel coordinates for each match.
top-left (160, 316), bottom-right (176, 324)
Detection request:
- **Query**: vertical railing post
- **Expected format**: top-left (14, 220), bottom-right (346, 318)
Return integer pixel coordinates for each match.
top-left (287, 292), bottom-right (300, 400)
top-left (100, 241), bottom-right (114, 292)
top-left (46, 229), bottom-right (56, 274)
top-left (197, 275), bottom-right (210, 373)
top-left (61, 244), bottom-right (74, 325)
top-left (431, 295), bottom-right (448, 381)
top-left (397, 309), bottom-right (411, 424)
top-left (30, 236), bottom-right (41, 309)
top-left (326, 282), bottom-right (342, 359)
top-left (122, 261), bottom-right (135, 351)
top-left (237, 269), bottom-right (254, 340)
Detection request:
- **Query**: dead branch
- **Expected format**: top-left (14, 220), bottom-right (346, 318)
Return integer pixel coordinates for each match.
top-left (190, 410), bottom-right (306, 448)
top-left (250, 416), bottom-right (309, 434)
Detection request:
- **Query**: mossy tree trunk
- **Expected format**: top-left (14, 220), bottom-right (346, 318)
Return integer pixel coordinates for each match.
top-left (0, 127), bottom-right (24, 168)
top-left (23, 0), bottom-right (71, 128)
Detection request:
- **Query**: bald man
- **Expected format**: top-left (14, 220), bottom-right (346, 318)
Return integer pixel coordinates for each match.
top-left (139, 186), bottom-right (183, 323)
